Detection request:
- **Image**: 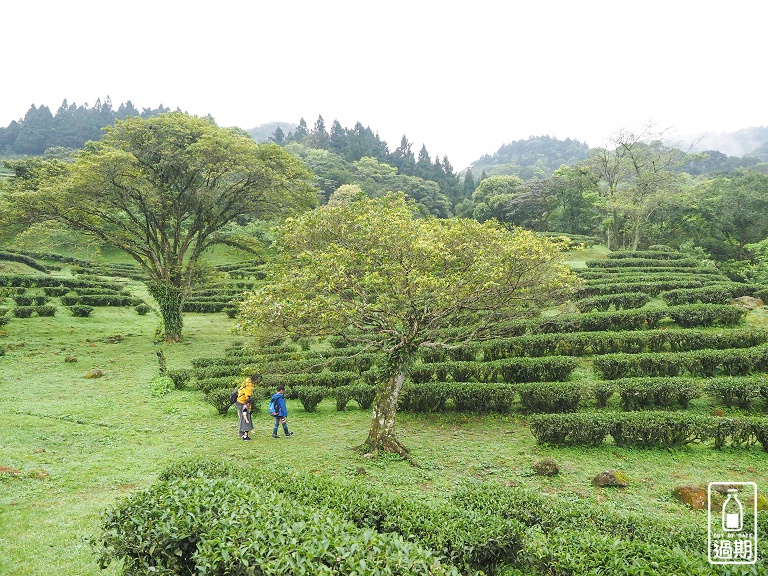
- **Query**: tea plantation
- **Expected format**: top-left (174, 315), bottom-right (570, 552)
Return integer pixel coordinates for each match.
top-left (1, 247), bottom-right (768, 575)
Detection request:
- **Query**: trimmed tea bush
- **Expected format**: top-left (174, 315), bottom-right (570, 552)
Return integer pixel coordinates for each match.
top-left (69, 305), bottom-right (94, 317)
top-left (35, 305), bottom-right (57, 317)
top-left (294, 385), bottom-right (326, 412)
top-left (705, 376), bottom-right (762, 409)
top-left (447, 382), bottom-right (516, 413)
top-left (529, 413), bottom-right (611, 446)
top-left (166, 369), bottom-right (191, 390)
top-left (96, 476), bottom-right (460, 576)
top-left (12, 306), bottom-right (34, 318)
top-left (517, 381), bottom-right (585, 413)
top-left (135, 303), bottom-right (152, 315)
top-left (616, 377), bottom-right (702, 410)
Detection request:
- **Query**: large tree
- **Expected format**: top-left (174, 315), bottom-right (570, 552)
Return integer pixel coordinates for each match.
top-left (587, 125), bottom-right (686, 250)
top-left (235, 193), bottom-right (576, 458)
top-left (3, 112), bottom-right (315, 341)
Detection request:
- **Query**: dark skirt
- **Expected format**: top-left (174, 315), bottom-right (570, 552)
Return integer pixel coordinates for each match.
top-left (236, 401), bottom-right (254, 435)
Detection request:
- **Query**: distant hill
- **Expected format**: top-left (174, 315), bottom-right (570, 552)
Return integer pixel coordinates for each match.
top-left (690, 126), bottom-right (768, 158)
top-left (247, 122), bottom-right (297, 142)
top-left (467, 135), bottom-right (591, 179)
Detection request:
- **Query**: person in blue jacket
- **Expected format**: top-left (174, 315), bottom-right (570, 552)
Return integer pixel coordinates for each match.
top-left (270, 384), bottom-right (293, 438)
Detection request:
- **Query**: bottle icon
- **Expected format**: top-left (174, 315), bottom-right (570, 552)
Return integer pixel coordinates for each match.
top-left (722, 489), bottom-right (743, 532)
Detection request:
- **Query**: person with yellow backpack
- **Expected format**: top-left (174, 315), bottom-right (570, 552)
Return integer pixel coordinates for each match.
top-left (235, 373), bottom-right (261, 441)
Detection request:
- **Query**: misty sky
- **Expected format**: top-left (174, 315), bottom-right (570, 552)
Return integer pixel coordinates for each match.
top-left (2, 0), bottom-right (766, 169)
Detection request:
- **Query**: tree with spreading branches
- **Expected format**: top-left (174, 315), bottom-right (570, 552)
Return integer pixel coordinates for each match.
top-left (235, 193), bottom-right (577, 458)
top-left (2, 112), bottom-right (315, 341)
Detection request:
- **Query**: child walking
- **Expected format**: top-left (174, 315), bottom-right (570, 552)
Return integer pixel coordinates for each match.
top-left (270, 384), bottom-right (293, 438)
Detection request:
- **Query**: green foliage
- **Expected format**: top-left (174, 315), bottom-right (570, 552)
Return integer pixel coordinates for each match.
top-left (0, 250), bottom-right (50, 273)
top-left (294, 385), bottom-right (326, 412)
top-left (68, 304), bottom-right (94, 317)
top-left (349, 383), bottom-right (377, 409)
top-left (35, 304), bottom-right (57, 317)
top-left (12, 306), bottom-right (34, 318)
top-left (660, 283), bottom-right (762, 305)
top-left (593, 345), bottom-right (768, 379)
top-left (517, 381), bottom-right (585, 413)
top-left (135, 303), bottom-right (152, 315)
top-left (165, 369), bottom-right (191, 390)
top-left (96, 475), bottom-right (460, 576)
top-left (529, 413), bottom-right (611, 446)
top-left (610, 412), bottom-right (710, 448)
top-left (574, 291), bottom-right (651, 312)
top-left (5, 112), bottom-right (315, 342)
top-left (409, 357), bottom-right (578, 384)
top-left (447, 382), bottom-right (516, 413)
top-left (205, 386), bottom-right (236, 415)
top-left (530, 411), bottom-right (768, 450)
top-left (399, 383), bottom-right (450, 413)
top-left (615, 377), bottom-right (702, 410)
top-left (705, 376), bottom-right (762, 409)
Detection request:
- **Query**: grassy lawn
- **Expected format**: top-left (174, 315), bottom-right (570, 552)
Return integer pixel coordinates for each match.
top-left (2, 272), bottom-right (768, 574)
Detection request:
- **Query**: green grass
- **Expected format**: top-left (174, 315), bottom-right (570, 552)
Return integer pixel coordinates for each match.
top-left (2, 276), bottom-right (768, 575)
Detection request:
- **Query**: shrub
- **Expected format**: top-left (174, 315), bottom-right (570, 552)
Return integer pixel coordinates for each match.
top-left (33, 294), bottom-right (50, 306)
top-left (575, 291), bottom-right (651, 312)
top-left (43, 285), bottom-right (70, 297)
top-left (205, 387), bottom-right (235, 415)
top-left (517, 381), bottom-right (585, 413)
top-left (135, 303), bottom-right (152, 315)
top-left (35, 305), bottom-right (57, 317)
top-left (529, 412), bottom-right (611, 446)
top-left (593, 382), bottom-right (615, 408)
top-left (0, 316), bottom-right (9, 327)
top-left (60, 293), bottom-right (81, 306)
top-left (448, 382), bottom-right (516, 413)
top-left (705, 376), bottom-right (761, 409)
top-left (294, 385), bottom-right (325, 412)
top-left (616, 377), bottom-right (702, 410)
top-left (666, 303), bottom-right (746, 328)
top-left (96, 476), bottom-right (460, 576)
top-left (399, 383), bottom-right (450, 412)
top-left (12, 294), bottom-right (35, 306)
top-left (196, 376), bottom-right (239, 394)
top-left (69, 305), bottom-right (94, 317)
top-left (334, 385), bottom-right (354, 411)
top-left (609, 412), bottom-right (708, 448)
top-left (12, 306), bottom-right (34, 318)
top-left (166, 369), bottom-right (191, 390)
top-left (350, 384), bottom-right (377, 410)
top-left (660, 283), bottom-right (762, 306)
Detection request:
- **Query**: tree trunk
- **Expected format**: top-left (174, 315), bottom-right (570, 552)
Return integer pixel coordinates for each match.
top-left (147, 282), bottom-right (184, 343)
top-left (359, 367), bottom-right (410, 458)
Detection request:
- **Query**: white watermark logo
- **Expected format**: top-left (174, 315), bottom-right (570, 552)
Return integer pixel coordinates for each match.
top-left (708, 482), bottom-right (758, 565)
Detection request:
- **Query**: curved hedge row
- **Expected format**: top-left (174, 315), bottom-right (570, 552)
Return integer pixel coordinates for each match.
top-left (604, 250), bottom-right (699, 261)
top-left (661, 283), bottom-right (764, 306)
top-left (409, 356), bottom-right (577, 384)
top-left (101, 461), bottom-right (525, 575)
top-left (96, 475), bottom-right (462, 576)
top-left (575, 279), bottom-right (705, 298)
top-left (586, 257), bottom-right (702, 268)
top-left (0, 274), bottom-right (123, 291)
top-left (429, 328), bottom-right (768, 362)
top-left (574, 291), bottom-right (651, 312)
top-left (593, 344), bottom-right (768, 379)
top-left (0, 250), bottom-right (50, 273)
top-left (529, 411), bottom-right (768, 449)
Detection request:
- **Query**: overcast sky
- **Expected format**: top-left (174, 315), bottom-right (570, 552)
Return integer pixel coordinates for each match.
top-left (2, 1), bottom-right (766, 169)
